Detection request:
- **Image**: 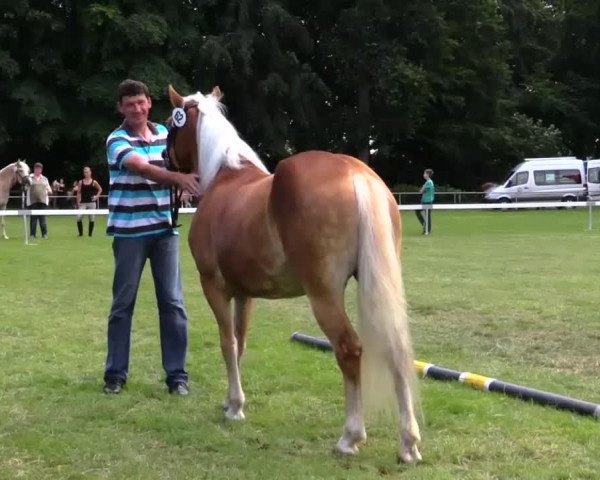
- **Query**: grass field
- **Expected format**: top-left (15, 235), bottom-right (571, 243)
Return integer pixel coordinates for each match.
top-left (1, 209), bottom-right (599, 479)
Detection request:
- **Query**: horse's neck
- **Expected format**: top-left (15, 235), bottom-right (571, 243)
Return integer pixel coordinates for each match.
top-left (210, 159), bottom-right (270, 191)
top-left (0, 166), bottom-right (16, 189)
top-left (0, 167), bottom-right (15, 206)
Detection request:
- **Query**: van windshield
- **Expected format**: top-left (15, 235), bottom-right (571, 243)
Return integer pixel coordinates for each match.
top-left (588, 167), bottom-right (600, 184)
top-left (503, 170), bottom-right (516, 186)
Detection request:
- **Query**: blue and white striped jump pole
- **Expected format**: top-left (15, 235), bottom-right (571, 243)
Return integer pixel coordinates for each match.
top-left (290, 332), bottom-right (600, 419)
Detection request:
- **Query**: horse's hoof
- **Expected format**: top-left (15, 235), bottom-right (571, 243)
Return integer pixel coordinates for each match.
top-left (224, 409), bottom-right (245, 421)
top-left (221, 400), bottom-right (229, 411)
top-left (397, 446), bottom-right (422, 464)
top-left (335, 437), bottom-right (360, 456)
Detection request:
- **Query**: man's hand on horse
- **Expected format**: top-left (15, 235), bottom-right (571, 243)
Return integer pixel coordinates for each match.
top-left (176, 173), bottom-right (201, 196)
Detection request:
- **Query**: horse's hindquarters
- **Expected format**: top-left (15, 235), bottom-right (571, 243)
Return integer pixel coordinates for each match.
top-left (269, 152), bottom-right (375, 291)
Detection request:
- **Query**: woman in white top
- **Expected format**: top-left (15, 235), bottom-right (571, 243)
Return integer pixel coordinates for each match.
top-left (26, 162), bottom-right (52, 239)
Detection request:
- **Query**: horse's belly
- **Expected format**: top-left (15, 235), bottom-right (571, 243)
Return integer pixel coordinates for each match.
top-left (222, 260), bottom-right (305, 299)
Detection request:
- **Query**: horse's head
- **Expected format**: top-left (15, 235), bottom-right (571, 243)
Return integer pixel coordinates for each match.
top-left (15, 160), bottom-right (30, 186)
top-left (165, 84), bottom-right (223, 174)
top-left (165, 85), bottom-right (267, 194)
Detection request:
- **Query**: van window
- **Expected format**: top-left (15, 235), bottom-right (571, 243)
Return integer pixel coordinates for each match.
top-left (533, 169), bottom-right (582, 185)
top-left (588, 167), bottom-right (600, 184)
top-left (515, 171), bottom-right (529, 185)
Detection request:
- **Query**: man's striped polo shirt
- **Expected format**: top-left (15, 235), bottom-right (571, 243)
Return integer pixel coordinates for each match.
top-left (106, 122), bottom-right (174, 237)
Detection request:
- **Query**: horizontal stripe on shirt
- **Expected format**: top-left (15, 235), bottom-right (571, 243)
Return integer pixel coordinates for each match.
top-left (107, 136), bottom-right (166, 149)
top-left (109, 203), bottom-right (171, 214)
top-left (107, 223), bottom-right (174, 236)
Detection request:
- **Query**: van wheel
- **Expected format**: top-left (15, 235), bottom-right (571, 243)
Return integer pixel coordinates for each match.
top-left (559, 196), bottom-right (576, 209)
top-left (497, 198), bottom-right (511, 211)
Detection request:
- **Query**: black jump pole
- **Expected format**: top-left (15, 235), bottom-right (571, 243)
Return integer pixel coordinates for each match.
top-left (290, 332), bottom-right (600, 419)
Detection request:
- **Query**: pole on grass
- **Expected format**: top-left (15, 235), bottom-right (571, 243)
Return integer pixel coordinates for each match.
top-left (21, 187), bottom-right (30, 245)
top-left (290, 332), bottom-right (600, 419)
top-left (588, 201), bottom-right (593, 231)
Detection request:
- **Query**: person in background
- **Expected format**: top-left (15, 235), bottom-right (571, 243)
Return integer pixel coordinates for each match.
top-left (415, 168), bottom-right (435, 235)
top-left (51, 179), bottom-right (60, 208)
top-left (56, 178), bottom-right (66, 208)
top-left (26, 162), bottom-right (53, 239)
top-left (76, 166), bottom-right (103, 237)
top-left (69, 180), bottom-right (79, 208)
top-left (102, 79), bottom-right (200, 396)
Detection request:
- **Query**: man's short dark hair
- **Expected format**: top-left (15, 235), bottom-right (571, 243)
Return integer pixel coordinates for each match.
top-left (117, 79), bottom-right (150, 103)
top-left (34, 162), bottom-right (43, 169)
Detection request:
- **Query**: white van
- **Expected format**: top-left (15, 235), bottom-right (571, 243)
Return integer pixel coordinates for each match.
top-left (586, 159), bottom-right (600, 199)
top-left (485, 157), bottom-right (587, 203)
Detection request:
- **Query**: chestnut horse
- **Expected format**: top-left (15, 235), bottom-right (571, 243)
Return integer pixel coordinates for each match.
top-left (166, 85), bottom-right (422, 463)
top-left (0, 160), bottom-right (30, 239)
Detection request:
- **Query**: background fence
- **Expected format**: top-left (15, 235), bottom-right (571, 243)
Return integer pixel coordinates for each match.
top-left (6, 191), bottom-right (488, 209)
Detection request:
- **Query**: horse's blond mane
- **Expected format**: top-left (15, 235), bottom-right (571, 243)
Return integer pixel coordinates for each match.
top-left (183, 92), bottom-right (269, 193)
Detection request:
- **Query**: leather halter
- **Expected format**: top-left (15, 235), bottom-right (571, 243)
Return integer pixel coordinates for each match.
top-left (162, 102), bottom-right (198, 229)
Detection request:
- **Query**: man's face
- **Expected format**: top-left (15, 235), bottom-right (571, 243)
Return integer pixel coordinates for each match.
top-left (118, 94), bottom-right (152, 128)
top-left (34, 166), bottom-right (42, 175)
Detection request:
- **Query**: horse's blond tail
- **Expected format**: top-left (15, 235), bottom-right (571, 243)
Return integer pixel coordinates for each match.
top-left (353, 174), bottom-right (418, 416)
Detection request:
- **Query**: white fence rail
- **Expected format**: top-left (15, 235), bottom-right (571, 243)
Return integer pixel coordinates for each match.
top-left (2, 200), bottom-right (598, 216)
top-left (3, 201), bottom-right (597, 245)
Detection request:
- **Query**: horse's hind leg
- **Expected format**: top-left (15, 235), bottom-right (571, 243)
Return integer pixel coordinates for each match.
top-left (307, 292), bottom-right (366, 455)
top-left (394, 369), bottom-right (422, 463)
top-left (201, 278), bottom-right (246, 420)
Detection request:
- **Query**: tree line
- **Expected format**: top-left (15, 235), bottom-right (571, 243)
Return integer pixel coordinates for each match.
top-left (0, 0), bottom-right (598, 190)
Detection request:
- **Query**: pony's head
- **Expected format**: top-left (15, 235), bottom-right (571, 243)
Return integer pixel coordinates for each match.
top-left (165, 85), bottom-right (220, 174)
top-left (14, 160), bottom-right (30, 185)
top-left (165, 84), bottom-right (267, 193)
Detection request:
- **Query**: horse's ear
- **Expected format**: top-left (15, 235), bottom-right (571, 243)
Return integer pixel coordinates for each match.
top-left (168, 84), bottom-right (184, 108)
top-left (211, 86), bottom-right (223, 101)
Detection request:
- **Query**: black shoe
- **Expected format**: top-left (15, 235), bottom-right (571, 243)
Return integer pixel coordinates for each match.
top-left (168, 382), bottom-right (189, 396)
top-left (103, 379), bottom-right (124, 395)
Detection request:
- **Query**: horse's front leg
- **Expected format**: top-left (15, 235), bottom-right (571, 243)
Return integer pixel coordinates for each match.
top-left (201, 277), bottom-right (246, 420)
top-left (1, 214), bottom-right (8, 239)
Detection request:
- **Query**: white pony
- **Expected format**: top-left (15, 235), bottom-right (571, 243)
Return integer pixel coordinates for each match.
top-left (0, 160), bottom-right (30, 239)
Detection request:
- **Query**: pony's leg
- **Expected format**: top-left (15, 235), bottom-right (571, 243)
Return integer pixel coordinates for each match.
top-left (221, 296), bottom-right (253, 412)
top-left (1, 214), bottom-right (7, 239)
top-left (234, 296), bottom-right (253, 365)
top-left (201, 278), bottom-right (246, 420)
top-left (394, 371), bottom-right (422, 463)
top-left (307, 293), bottom-right (366, 455)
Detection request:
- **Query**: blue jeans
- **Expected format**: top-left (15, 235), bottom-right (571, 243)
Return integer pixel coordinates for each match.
top-left (29, 203), bottom-right (47, 237)
top-left (104, 233), bottom-right (189, 388)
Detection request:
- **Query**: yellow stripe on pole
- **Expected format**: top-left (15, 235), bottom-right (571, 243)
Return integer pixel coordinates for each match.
top-left (459, 373), bottom-right (494, 391)
top-left (413, 360), bottom-right (433, 377)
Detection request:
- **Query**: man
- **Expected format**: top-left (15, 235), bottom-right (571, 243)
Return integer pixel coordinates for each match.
top-left (103, 79), bottom-right (200, 395)
top-left (26, 162), bottom-right (53, 239)
top-left (415, 168), bottom-right (435, 235)
top-left (76, 166), bottom-right (102, 237)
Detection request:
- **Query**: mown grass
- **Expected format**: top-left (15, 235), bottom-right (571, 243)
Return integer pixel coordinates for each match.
top-left (0, 209), bottom-right (599, 479)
